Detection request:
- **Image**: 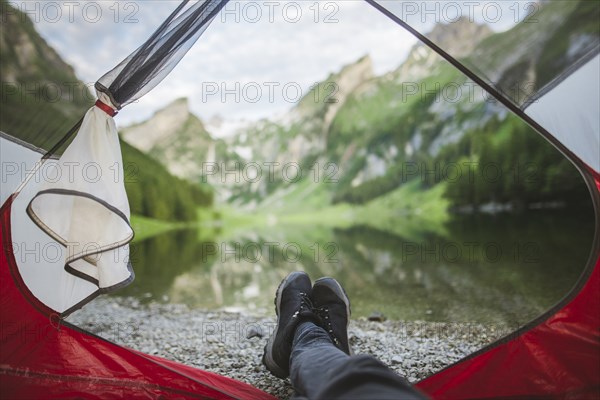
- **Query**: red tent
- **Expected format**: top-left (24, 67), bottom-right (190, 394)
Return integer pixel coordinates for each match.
top-left (1, 0), bottom-right (598, 398)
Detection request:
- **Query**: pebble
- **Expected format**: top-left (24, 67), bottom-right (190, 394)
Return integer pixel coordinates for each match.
top-left (368, 311), bottom-right (387, 322)
top-left (68, 297), bottom-right (504, 400)
top-left (246, 327), bottom-right (264, 339)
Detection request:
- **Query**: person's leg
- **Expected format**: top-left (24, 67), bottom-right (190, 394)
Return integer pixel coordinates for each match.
top-left (289, 321), bottom-right (350, 398)
top-left (263, 273), bottom-right (426, 399)
top-left (289, 278), bottom-right (427, 400)
top-left (306, 352), bottom-right (426, 400)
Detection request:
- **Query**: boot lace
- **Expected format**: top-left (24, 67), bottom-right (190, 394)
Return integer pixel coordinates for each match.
top-left (293, 294), bottom-right (341, 347)
top-left (314, 306), bottom-right (341, 347)
top-left (292, 292), bottom-right (315, 318)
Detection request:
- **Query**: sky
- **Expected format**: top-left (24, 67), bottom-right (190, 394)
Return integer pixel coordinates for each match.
top-left (9, 0), bottom-right (523, 133)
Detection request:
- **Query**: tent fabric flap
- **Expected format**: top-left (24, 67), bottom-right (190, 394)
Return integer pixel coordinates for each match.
top-left (26, 93), bottom-right (134, 292)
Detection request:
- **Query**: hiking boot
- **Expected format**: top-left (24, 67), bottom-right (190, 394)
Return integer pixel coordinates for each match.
top-left (311, 277), bottom-right (352, 355)
top-left (262, 271), bottom-right (316, 378)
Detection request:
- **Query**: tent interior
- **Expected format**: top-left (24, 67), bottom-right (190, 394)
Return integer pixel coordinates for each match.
top-left (0, 0), bottom-right (598, 398)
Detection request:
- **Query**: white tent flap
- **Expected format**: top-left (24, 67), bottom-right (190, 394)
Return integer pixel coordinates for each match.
top-left (27, 93), bottom-right (134, 291)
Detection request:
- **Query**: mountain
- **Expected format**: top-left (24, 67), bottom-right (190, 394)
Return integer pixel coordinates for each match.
top-left (225, 1), bottom-right (598, 210)
top-left (122, 98), bottom-right (217, 180)
top-left (212, 17), bottom-right (498, 207)
top-left (395, 17), bottom-right (493, 82)
top-left (0, 0), bottom-right (212, 222)
top-left (223, 55), bottom-right (377, 205)
top-left (467, 0), bottom-right (599, 104)
top-left (120, 98), bottom-right (243, 204)
top-left (120, 1), bottom-right (593, 215)
top-left (323, 0), bottom-right (593, 209)
top-left (120, 55), bottom-right (375, 203)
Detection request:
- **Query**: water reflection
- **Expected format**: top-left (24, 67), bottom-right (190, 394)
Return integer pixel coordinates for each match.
top-left (115, 210), bottom-right (594, 325)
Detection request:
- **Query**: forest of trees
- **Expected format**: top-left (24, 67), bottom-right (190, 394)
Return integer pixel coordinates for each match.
top-left (332, 113), bottom-right (589, 210)
top-left (439, 116), bottom-right (590, 210)
top-left (328, 77), bottom-right (589, 211)
top-left (121, 140), bottom-right (212, 222)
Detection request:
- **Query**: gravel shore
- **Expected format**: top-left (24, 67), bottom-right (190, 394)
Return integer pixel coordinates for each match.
top-left (67, 297), bottom-right (506, 399)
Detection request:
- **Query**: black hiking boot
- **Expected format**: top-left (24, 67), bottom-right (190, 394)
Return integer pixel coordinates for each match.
top-left (311, 277), bottom-right (352, 355)
top-left (262, 271), bottom-right (316, 378)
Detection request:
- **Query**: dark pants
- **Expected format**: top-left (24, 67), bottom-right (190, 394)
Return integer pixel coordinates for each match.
top-left (289, 322), bottom-right (428, 400)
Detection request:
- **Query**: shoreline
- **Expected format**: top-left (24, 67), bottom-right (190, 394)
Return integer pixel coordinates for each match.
top-left (67, 297), bottom-right (506, 399)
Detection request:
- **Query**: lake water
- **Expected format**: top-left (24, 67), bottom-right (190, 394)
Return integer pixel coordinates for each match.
top-left (116, 209), bottom-right (595, 327)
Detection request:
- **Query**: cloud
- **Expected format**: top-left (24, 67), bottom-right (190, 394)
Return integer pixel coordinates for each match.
top-left (15, 1), bottom-right (420, 126)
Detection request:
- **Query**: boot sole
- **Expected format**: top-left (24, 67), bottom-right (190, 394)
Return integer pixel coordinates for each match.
top-left (262, 271), bottom-right (309, 378)
top-left (314, 277), bottom-right (353, 355)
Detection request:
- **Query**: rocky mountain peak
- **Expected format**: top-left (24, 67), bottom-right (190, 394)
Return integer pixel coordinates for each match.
top-left (338, 55), bottom-right (374, 81)
top-left (122, 97), bottom-right (193, 152)
top-left (121, 96), bottom-right (218, 180)
top-left (295, 55), bottom-right (374, 113)
top-left (328, 55), bottom-right (374, 99)
top-left (320, 54), bottom-right (374, 134)
top-left (392, 18), bottom-right (492, 82)
top-left (156, 97), bottom-right (190, 120)
top-left (426, 16), bottom-right (493, 58)
top-left (291, 54), bottom-right (374, 137)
